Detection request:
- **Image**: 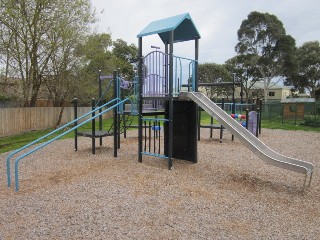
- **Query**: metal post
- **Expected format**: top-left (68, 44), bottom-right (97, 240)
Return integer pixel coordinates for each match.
top-left (113, 71), bottom-right (118, 157)
top-left (246, 109), bottom-right (249, 130)
top-left (165, 43), bottom-right (168, 94)
top-left (232, 82), bottom-right (235, 141)
top-left (220, 98), bottom-right (224, 143)
top-left (168, 30), bottom-right (174, 170)
top-left (198, 108), bottom-right (201, 141)
top-left (256, 108), bottom-right (260, 138)
top-left (98, 70), bottom-right (103, 147)
top-left (91, 98), bottom-right (96, 155)
top-left (240, 77), bottom-right (244, 104)
top-left (138, 37), bottom-right (143, 162)
top-left (73, 98), bottom-right (78, 151)
top-left (258, 98), bottom-right (262, 134)
top-left (195, 38), bottom-right (199, 92)
top-left (210, 116), bottom-right (213, 139)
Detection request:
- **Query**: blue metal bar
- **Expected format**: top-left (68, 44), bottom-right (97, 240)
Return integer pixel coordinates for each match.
top-left (6, 97), bottom-right (120, 187)
top-left (141, 151), bottom-right (168, 159)
top-left (142, 118), bottom-right (169, 122)
top-left (6, 98), bottom-right (122, 189)
top-left (173, 55), bottom-right (198, 62)
top-left (13, 98), bottom-right (129, 191)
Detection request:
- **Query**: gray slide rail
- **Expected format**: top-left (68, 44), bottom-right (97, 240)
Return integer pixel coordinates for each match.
top-left (181, 92), bottom-right (314, 190)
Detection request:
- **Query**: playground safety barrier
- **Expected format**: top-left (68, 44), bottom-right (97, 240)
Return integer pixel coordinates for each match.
top-left (141, 118), bottom-right (168, 159)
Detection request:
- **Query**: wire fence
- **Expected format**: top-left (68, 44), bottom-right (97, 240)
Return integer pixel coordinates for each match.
top-left (261, 101), bottom-right (320, 126)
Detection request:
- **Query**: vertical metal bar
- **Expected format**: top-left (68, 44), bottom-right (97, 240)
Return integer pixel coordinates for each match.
top-left (246, 109), bottom-right (249, 130)
top-left (98, 70), bottom-right (103, 147)
top-left (168, 30), bottom-right (174, 170)
top-left (198, 108), bottom-right (201, 141)
top-left (123, 114), bottom-right (127, 138)
top-left (91, 98), bottom-right (96, 155)
top-left (148, 121), bottom-right (151, 152)
top-left (195, 38), bottom-right (199, 92)
top-left (113, 71), bottom-right (118, 158)
top-left (158, 121), bottom-right (161, 155)
top-left (256, 108), bottom-right (260, 138)
top-left (259, 98), bottom-right (262, 134)
top-left (153, 121), bottom-right (156, 153)
top-left (220, 98), bottom-right (224, 143)
top-left (117, 111), bottom-right (121, 149)
top-left (210, 116), bottom-right (213, 138)
top-left (144, 120), bottom-right (147, 151)
top-left (138, 37), bottom-right (143, 162)
top-left (232, 97), bottom-right (235, 141)
top-left (165, 44), bottom-right (168, 95)
top-left (73, 98), bottom-right (78, 151)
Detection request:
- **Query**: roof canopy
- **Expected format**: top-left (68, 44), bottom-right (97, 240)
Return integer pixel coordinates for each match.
top-left (281, 98), bottom-right (315, 104)
top-left (137, 13), bottom-right (200, 43)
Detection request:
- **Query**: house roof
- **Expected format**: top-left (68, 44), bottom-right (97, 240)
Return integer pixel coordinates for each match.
top-left (281, 98), bottom-right (315, 104)
top-left (137, 13), bottom-right (201, 43)
top-left (248, 81), bottom-right (291, 90)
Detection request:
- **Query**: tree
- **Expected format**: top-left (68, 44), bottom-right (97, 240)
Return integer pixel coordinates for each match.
top-left (225, 55), bottom-right (261, 103)
top-left (235, 11), bottom-right (297, 104)
top-left (112, 39), bottom-right (138, 80)
top-left (0, 0), bottom-right (96, 106)
top-left (295, 41), bottom-right (320, 98)
top-left (198, 63), bottom-right (232, 100)
top-left (75, 33), bottom-right (115, 103)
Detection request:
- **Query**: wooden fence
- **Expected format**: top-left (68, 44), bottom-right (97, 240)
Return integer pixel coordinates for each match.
top-left (0, 107), bottom-right (113, 137)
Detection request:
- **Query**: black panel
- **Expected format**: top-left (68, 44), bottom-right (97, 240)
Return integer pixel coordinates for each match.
top-left (165, 100), bottom-right (197, 163)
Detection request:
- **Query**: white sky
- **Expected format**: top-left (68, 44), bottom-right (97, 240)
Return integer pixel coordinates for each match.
top-left (90, 0), bottom-right (320, 64)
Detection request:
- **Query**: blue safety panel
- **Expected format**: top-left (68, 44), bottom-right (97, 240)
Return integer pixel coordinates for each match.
top-left (137, 13), bottom-right (200, 43)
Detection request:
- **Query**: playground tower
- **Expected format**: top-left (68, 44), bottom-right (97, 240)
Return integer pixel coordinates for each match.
top-left (137, 13), bottom-right (201, 169)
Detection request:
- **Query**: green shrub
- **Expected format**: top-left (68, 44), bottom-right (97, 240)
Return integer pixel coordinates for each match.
top-left (301, 116), bottom-right (320, 127)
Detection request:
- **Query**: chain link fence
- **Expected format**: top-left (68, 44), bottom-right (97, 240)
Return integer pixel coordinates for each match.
top-left (261, 101), bottom-right (320, 126)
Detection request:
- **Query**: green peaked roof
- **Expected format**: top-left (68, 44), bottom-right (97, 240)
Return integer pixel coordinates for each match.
top-left (137, 13), bottom-right (201, 43)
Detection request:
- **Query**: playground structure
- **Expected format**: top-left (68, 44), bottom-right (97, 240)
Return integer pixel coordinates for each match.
top-left (5, 13), bottom-right (314, 191)
top-left (198, 96), bottom-right (262, 142)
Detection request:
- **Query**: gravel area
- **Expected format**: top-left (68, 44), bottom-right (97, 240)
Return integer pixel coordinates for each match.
top-left (1, 128), bottom-right (319, 239)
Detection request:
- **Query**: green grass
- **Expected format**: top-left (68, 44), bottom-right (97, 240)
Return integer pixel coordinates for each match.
top-left (1, 112), bottom-right (318, 154)
top-left (200, 111), bottom-right (320, 132)
top-left (261, 117), bottom-right (320, 132)
top-left (0, 116), bottom-right (139, 154)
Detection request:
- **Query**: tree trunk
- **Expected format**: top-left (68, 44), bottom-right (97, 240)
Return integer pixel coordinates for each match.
top-left (55, 106), bottom-right (65, 128)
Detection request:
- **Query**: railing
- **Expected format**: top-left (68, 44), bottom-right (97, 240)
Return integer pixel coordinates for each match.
top-left (141, 118), bottom-right (168, 159)
top-left (6, 98), bottom-right (129, 191)
top-left (142, 50), bottom-right (197, 99)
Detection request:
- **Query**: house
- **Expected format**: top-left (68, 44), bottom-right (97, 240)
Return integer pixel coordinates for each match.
top-left (234, 81), bottom-right (293, 102)
top-left (198, 81), bottom-right (295, 102)
top-left (280, 98), bottom-right (315, 122)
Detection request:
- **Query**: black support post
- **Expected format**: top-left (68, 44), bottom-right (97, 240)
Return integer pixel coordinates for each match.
top-left (98, 70), bottom-right (103, 147)
top-left (245, 109), bottom-right (249, 130)
top-left (198, 108), bottom-right (201, 141)
top-left (91, 98), bottom-right (96, 155)
top-left (220, 98), bottom-right (224, 143)
top-left (73, 98), bottom-right (78, 151)
top-left (113, 71), bottom-right (118, 157)
top-left (258, 98), bottom-right (262, 134)
top-left (195, 38), bottom-right (199, 92)
top-left (168, 30), bottom-right (174, 170)
top-left (138, 37), bottom-right (143, 162)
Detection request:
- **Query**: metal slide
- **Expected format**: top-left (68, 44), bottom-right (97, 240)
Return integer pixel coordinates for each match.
top-left (181, 92), bottom-right (314, 189)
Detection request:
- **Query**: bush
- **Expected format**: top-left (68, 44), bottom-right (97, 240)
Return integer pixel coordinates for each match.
top-left (301, 116), bottom-right (320, 127)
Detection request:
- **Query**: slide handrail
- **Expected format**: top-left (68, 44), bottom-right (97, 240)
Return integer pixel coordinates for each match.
top-left (7, 98), bottom-right (129, 191)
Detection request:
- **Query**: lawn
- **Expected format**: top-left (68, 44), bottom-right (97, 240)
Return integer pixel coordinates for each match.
top-left (0, 112), bottom-right (318, 154)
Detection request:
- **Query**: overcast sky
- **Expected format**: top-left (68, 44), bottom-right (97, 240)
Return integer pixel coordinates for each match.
top-left (90, 0), bottom-right (320, 64)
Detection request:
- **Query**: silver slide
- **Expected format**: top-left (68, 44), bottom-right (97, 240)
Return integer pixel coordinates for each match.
top-left (181, 92), bottom-right (314, 189)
